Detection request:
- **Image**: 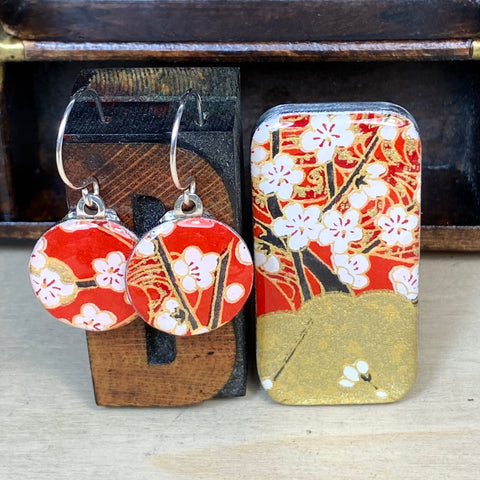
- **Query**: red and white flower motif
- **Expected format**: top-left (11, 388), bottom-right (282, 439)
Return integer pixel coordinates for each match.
top-left (379, 122), bottom-right (398, 141)
top-left (349, 164), bottom-right (388, 208)
top-left (300, 114), bottom-right (354, 164)
top-left (30, 237), bottom-right (47, 270)
top-left (30, 268), bottom-right (75, 308)
top-left (254, 243), bottom-right (280, 273)
top-left (377, 206), bottom-right (418, 246)
top-left (136, 237), bottom-right (155, 256)
top-left (72, 303), bottom-right (116, 331)
top-left (273, 203), bottom-right (322, 251)
top-left (319, 209), bottom-right (362, 254)
top-left (251, 147), bottom-right (267, 164)
top-left (332, 254), bottom-right (370, 289)
top-left (251, 147), bottom-right (267, 177)
top-left (405, 125), bottom-right (420, 140)
top-left (259, 154), bottom-right (304, 200)
top-left (93, 251), bottom-right (128, 292)
top-left (236, 241), bottom-right (253, 265)
top-left (389, 264), bottom-right (419, 300)
top-left (173, 246), bottom-right (219, 292)
top-left (225, 283), bottom-right (245, 303)
top-left (154, 298), bottom-right (188, 335)
top-left (252, 116), bottom-right (281, 144)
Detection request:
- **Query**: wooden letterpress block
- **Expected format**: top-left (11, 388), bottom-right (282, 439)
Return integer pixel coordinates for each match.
top-left (62, 67), bottom-right (247, 406)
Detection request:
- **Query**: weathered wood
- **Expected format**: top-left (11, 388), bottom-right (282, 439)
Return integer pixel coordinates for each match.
top-left (18, 39), bottom-right (474, 62)
top-left (0, 64), bottom-right (14, 220)
top-left (1, 0), bottom-right (479, 43)
top-left (87, 318), bottom-right (237, 407)
top-left (63, 67), bottom-right (247, 405)
top-left (0, 221), bottom-right (53, 239)
top-left (2, 60), bottom-right (480, 252)
top-left (421, 226), bottom-right (480, 252)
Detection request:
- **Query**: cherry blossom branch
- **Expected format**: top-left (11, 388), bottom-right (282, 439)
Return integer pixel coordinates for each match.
top-left (323, 132), bottom-right (382, 213)
top-left (155, 236), bottom-right (200, 331)
top-left (208, 242), bottom-right (233, 331)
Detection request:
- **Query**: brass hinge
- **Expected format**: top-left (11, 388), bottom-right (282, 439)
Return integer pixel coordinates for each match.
top-left (0, 28), bottom-right (25, 62)
top-left (472, 39), bottom-right (480, 60)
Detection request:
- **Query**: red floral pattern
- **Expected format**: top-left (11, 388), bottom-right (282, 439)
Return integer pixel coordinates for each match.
top-left (29, 219), bottom-right (138, 331)
top-left (126, 217), bottom-right (254, 335)
top-left (252, 109), bottom-right (421, 315)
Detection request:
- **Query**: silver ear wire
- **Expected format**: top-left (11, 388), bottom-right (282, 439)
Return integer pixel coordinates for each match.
top-left (169, 89), bottom-right (206, 207)
top-left (56, 86), bottom-right (107, 208)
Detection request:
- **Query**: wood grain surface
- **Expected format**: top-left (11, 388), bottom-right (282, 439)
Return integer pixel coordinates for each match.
top-left (58, 66), bottom-right (246, 406)
top-left (1, 247), bottom-right (479, 478)
top-left (0, 65), bottom-right (14, 220)
top-left (19, 39), bottom-right (474, 62)
top-left (1, 0), bottom-right (479, 42)
top-left (64, 143), bottom-right (240, 406)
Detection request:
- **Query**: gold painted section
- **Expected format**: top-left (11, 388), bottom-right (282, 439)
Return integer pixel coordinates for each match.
top-left (0, 29), bottom-right (25, 61)
top-left (257, 291), bottom-right (417, 405)
top-left (472, 39), bottom-right (480, 60)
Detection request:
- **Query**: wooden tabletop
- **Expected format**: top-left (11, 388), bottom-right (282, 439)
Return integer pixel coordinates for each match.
top-left (1, 245), bottom-right (479, 479)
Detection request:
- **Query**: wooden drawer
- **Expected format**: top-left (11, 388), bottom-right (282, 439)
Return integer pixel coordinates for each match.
top-left (0, 0), bottom-right (479, 250)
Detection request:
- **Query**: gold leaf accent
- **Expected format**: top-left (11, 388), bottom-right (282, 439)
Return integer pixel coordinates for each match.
top-left (257, 291), bottom-right (417, 405)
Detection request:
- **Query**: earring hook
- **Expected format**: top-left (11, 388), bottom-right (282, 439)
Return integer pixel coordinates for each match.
top-left (56, 86), bottom-right (107, 206)
top-left (170, 89), bottom-right (206, 206)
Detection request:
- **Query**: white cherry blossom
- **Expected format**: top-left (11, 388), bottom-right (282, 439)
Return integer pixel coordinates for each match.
top-left (262, 378), bottom-right (273, 390)
top-left (254, 244), bottom-right (280, 273)
top-left (236, 241), bottom-right (253, 265)
top-left (273, 203), bottom-right (322, 251)
top-left (404, 124), bottom-right (420, 140)
top-left (300, 114), bottom-right (354, 164)
top-left (30, 237), bottom-right (47, 270)
top-left (389, 264), bottom-right (419, 301)
top-left (319, 209), bottom-right (362, 253)
top-left (332, 254), bottom-right (369, 289)
top-left (173, 246), bottom-right (219, 292)
top-left (379, 124), bottom-right (397, 141)
top-left (339, 360), bottom-right (369, 387)
top-left (377, 206), bottom-right (418, 246)
top-left (251, 146), bottom-right (268, 164)
top-left (93, 251), bottom-right (128, 292)
top-left (154, 298), bottom-right (188, 335)
top-left (225, 283), bottom-right (245, 303)
top-left (349, 164), bottom-right (388, 208)
top-left (339, 360), bottom-right (388, 399)
top-left (251, 147), bottom-right (267, 177)
top-left (72, 303), bottom-right (116, 331)
top-left (136, 237), bottom-right (155, 256)
top-left (30, 268), bottom-right (75, 308)
top-left (259, 154), bottom-right (304, 200)
top-left (252, 115), bottom-right (281, 144)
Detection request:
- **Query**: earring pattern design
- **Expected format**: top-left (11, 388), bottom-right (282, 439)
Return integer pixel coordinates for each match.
top-left (29, 87), bottom-right (138, 331)
top-left (30, 217), bottom-right (138, 331)
top-left (126, 206), bottom-right (253, 336)
top-left (125, 90), bottom-right (253, 335)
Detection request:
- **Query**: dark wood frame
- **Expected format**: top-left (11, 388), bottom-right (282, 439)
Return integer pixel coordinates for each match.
top-left (0, 1), bottom-right (480, 250)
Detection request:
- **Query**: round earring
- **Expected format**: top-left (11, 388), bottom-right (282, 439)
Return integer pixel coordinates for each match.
top-left (126, 89), bottom-right (254, 336)
top-left (28, 87), bottom-right (138, 331)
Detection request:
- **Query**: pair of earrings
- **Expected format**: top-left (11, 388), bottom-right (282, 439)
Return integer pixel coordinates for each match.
top-left (29, 87), bottom-right (253, 335)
